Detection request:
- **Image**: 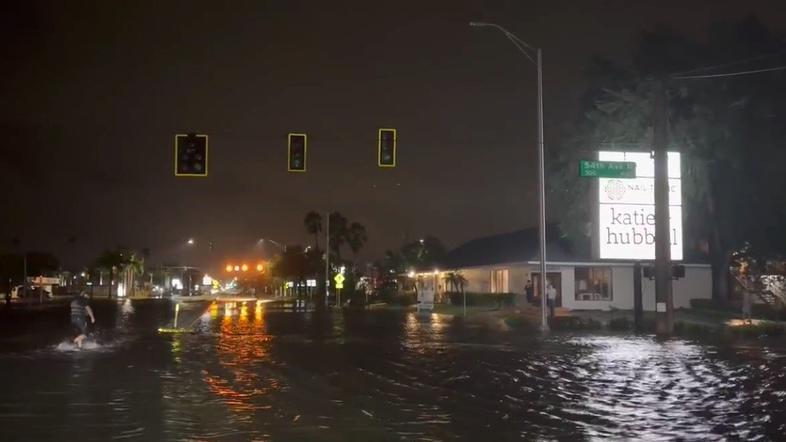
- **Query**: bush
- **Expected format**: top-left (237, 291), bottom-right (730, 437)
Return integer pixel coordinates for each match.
top-left (608, 316), bottom-right (632, 331)
top-left (375, 286), bottom-right (397, 301)
top-left (727, 322), bottom-right (786, 338)
top-left (690, 297), bottom-right (785, 320)
top-left (690, 298), bottom-right (734, 311)
top-left (673, 321), bottom-right (719, 337)
top-left (345, 290), bottom-right (368, 308)
top-left (549, 316), bottom-right (602, 330)
top-left (388, 294), bottom-right (415, 306)
top-left (446, 292), bottom-right (516, 307)
top-left (751, 303), bottom-right (786, 321)
top-left (375, 288), bottom-right (415, 306)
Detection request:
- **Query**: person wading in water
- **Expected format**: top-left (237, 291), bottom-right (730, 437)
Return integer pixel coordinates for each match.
top-left (70, 292), bottom-right (95, 348)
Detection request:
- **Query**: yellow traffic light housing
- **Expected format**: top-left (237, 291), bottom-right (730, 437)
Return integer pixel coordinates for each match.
top-left (378, 128), bottom-right (396, 167)
top-left (174, 133), bottom-right (208, 177)
top-left (288, 133), bottom-right (307, 172)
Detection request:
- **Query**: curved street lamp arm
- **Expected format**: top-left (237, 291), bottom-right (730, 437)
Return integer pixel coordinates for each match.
top-left (469, 22), bottom-right (537, 64)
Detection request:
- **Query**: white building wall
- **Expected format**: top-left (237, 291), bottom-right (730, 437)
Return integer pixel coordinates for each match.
top-left (509, 265), bottom-right (527, 294)
top-left (461, 267), bottom-right (492, 293)
top-left (452, 262), bottom-right (712, 311)
top-left (562, 266), bottom-right (631, 311)
top-left (566, 264), bottom-right (711, 311)
top-left (672, 266), bottom-right (713, 308)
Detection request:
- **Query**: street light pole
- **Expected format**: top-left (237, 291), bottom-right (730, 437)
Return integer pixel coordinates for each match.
top-left (470, 21), bottom-right (549, 331)
top-left (325, 212), bottom-right (330, 308)
top-left (535, 48), bottom-right (549, 331)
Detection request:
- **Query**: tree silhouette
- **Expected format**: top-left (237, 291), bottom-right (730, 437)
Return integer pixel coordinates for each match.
top-left (551, 17), bottom-right (786, 300)
top-left (347, 222), bottom-right (368, 260)
top-left (304, 211), bottom-right (322, 250)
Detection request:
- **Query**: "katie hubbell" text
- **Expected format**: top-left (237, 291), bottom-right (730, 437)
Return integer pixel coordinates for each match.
top-left (605, 207), bottom-right (677, 246)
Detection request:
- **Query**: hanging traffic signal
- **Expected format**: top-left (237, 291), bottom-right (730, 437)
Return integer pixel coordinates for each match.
top-left (174, 133), bottom-right (208, 177)
top-left (378, 128), bottom-right (396, 167)
top-left (288, 133), bottom-right (307, 172)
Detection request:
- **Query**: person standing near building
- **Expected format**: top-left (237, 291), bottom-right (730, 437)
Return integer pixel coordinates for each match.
top-left (546, 282), bottom-right (557, 318)
top-left (525, 280), bottom-right (534, 304)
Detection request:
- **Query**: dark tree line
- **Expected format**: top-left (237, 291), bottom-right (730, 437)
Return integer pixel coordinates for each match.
top-left (550, 16), bottom-right (786, 299)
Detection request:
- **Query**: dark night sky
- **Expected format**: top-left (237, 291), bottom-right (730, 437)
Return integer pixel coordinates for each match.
top-left (1, 0), bottom-right (784, 271)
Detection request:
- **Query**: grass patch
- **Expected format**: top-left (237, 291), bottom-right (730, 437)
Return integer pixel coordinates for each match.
top-left (608, 316), bottom-right (632, 331)
top-left (726, 322), bottom-right (786, 338)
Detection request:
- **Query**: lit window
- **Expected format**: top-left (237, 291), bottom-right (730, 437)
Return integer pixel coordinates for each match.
top-left (574, 267), bottom-right (612, 301)
top-left (490, 269), bottom-right (509, 293)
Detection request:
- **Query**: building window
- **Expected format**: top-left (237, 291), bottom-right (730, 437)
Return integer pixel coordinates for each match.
top-left (491, 269), bottom-right (509, 293)
top-left (574, 267), bottom-right (612, 301)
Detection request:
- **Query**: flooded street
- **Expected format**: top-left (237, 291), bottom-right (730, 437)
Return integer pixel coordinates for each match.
top-left (1, 300), bottom-right (785, 441)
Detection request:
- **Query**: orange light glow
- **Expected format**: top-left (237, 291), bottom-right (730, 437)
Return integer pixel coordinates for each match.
top-left (241, 264), bottom-right (249, 272)
top-left (234, 265), bottom-right (240, 272)
top-left (225, 264), bottom-right (233, 272)
top-left (256, 263), bottom-right (263, 272)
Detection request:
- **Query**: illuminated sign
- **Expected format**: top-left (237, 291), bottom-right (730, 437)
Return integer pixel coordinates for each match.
top-left (334, 273), bottom-right (345, 289)
top-left (598, 151), bottom-right (683, 260)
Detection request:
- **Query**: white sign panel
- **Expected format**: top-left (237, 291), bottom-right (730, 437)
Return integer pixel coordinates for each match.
top-left (598, 151), bottom-right (683, 260)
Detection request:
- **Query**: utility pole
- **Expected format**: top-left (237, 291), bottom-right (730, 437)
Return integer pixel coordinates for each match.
top-left (633, 261), bottom-right (643, 329)
top-left (653, 80), bottom-right (674, 335)
top-left (536, 47), bottom-right (549, 332)
top-left (22, 253), bottom-right (27, 302)
top-left (324, 212), bottom-right (330, 308)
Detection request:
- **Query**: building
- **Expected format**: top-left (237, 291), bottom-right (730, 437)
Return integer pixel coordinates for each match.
top-left (435, 226), bottom-right (711, 311)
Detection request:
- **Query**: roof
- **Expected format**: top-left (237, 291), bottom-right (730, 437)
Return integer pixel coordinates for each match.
top-left (444, 224), bottom-right (710, 269)
top-left (444, 225), bottom-right (578, 269)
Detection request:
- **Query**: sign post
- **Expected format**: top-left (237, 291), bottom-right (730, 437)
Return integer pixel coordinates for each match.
top-left (333, 273), bottom-right (345, 307)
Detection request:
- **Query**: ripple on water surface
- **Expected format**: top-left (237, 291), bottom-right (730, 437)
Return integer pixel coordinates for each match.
top-left (0, 304), bottom-right (785, 441)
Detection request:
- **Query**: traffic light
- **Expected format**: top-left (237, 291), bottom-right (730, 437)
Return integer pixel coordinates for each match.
top-left (378, 128), bottom-right (397, 167)
top-left (174, 134), bottom-right (208, 177)
top-left (288, 133), bottom-right (307, 172)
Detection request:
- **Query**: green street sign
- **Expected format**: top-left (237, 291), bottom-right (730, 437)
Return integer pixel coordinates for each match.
top-left (579, 160), bottom-right (636, 178)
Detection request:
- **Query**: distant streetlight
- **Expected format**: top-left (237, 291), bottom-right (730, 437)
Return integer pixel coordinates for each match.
top-left (258, 238), bottom-right (286, 253)
top-left (470, 21), bottom-right (548, 331)
top-left (187, 238), bottom-right (195, 246)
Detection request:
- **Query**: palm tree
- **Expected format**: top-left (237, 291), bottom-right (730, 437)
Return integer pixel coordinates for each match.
top-left (443, 272), bottom-right (467, 293)
top-left (304, 211), bottom-right (322, 250)
top-left (95, 249), bottom-right (124, 299)
top-left (328, 212), bottom-right (349, 261)
top-left (347, 222), bottom-right (367, 260)
top-left (117, 249), bottom-right (144, 297)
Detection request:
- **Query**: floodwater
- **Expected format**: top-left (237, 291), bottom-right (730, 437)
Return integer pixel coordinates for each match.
top-left (0, 300), bottom-right (785, 441)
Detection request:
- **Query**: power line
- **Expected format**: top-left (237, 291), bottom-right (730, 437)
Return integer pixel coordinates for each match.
top-left (673, 65), bottom-right (786, 80)
top-left (672, 50), bottom-right (786, 76)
